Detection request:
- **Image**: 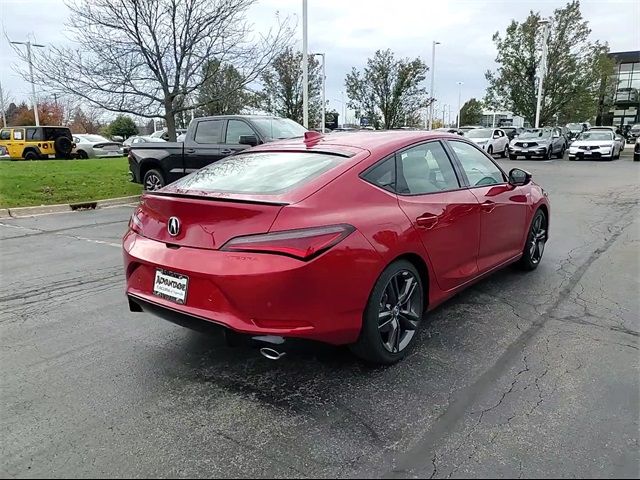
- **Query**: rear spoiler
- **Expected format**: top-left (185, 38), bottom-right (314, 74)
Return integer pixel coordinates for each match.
top-left (144, 191), bottom-right (289, 206)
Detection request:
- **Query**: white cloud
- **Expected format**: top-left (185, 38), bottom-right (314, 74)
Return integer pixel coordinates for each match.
top-left (1, 0), bottom-right (636, 124)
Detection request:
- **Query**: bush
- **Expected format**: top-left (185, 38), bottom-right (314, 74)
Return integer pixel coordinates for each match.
top-left (107, 115), bottom-right (138, 139)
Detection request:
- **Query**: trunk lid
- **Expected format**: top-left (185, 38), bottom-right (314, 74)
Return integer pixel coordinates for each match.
top-left (137, 193), bottom-right (285, 250)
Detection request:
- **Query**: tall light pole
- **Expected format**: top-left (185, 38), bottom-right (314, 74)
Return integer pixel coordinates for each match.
top-left (456, 81), bottom-right (463, 128)
top-left (312, 53), bottom-right (326, 133)
top-left (302, 0), bottom-right (309, 128)
top-left (428, 41), bottom-right (441, 130)
top-left (0, 82), bottom-right (7, 128)
top-left (11, 40), bottom-right (45, 126)
top-left (441, 104), bottom-right (448, 127)
top-left (535, 19), bottom-right (550, 129)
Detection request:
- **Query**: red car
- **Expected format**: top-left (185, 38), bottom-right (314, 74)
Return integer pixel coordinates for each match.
top-left (124, 131), bottom-right (550, 364)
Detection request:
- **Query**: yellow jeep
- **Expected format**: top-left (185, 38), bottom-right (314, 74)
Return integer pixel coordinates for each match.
top-left (0, 126), bottom-right (74, 160)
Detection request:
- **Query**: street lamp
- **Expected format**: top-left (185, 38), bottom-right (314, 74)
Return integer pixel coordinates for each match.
top-left (0, 82), bottom-right (7, 128)
top-left (11, 40), bottom-right (45, 126)
top-left (428, 41), bottom-right (441, 130)
top-left (337, 90), bottom-right (347, 127)
top-left (302, 0), bottom-right (309, 128)
top-left (456, 81), bottom-right (464, 128)
top-left (311, 53), bottom-right (326, 133)
top-left (535, 19), bottom-right (551, 129)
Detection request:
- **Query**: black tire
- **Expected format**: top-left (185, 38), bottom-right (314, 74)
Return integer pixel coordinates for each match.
top-left (143, 168), bottom-right (165, 191)
top-left (518, 209), bottom-right (547, 271)
top-left (556, 145), bottom-right (565, 159)
top-left (546, 147), bottom-right (553, 160)
top-left (350, 259), bottom-right (424, 365)
top-left (23, 151), bottom-right (38, 161)
top-left (54, 136), bottom-right (73, 157)
top-left (77, 150), bottom-right (89, 159)
top-left (509, 154), bottom-right (517, 160)
top-left (501, 146), bottom-right (507, 158)
top-left (487, 146), bottom-right (493, 156)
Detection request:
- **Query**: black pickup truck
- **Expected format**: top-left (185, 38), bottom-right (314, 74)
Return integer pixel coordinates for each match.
top-left (128, 115), bottom-right (307, 190)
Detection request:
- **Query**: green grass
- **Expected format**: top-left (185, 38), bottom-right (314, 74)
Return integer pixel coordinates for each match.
top-left (0, 157), bottom-right (142, 208)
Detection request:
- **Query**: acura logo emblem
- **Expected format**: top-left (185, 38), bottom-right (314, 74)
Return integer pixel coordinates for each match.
top-left (522, 143), bottom-right (528, 147)
top-left (168, 217), bottom-right (180, 236)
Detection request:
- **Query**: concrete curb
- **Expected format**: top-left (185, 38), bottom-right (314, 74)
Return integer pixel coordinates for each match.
top-left (2, 195), bottom-right (140, 219)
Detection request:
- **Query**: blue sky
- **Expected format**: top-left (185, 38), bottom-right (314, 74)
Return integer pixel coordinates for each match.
top-left (1, 0), bottom-right (637, 124)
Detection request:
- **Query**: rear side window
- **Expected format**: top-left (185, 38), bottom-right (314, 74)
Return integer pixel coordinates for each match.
top-left (362, 156), bottom-right (396, 192)
top-left (172, 152), bottom-right (343, 194)
top-left (194, 120), bottom-right (224, 144)
top-left (13, 130), bottom-right (23, 140)
top-left (26, 128), bottom-right (39, 140)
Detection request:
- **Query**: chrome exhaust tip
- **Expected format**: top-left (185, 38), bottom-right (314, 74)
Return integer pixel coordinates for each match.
top-left (259, 347), bottom-right (286, 361)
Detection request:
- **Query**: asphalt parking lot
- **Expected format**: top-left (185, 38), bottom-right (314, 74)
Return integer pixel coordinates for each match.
top-left (1, 150), bottom-right (638, 478)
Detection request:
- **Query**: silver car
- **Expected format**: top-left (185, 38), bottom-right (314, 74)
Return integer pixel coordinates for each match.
top-left (73, 134), bottom-right (123, 159)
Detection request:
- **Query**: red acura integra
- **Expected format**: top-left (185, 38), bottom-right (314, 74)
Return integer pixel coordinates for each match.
top-left (124, 131), bottom-right (549, 364)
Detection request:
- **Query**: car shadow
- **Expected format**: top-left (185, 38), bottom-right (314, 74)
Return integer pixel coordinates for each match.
top-left (141, 263), bottom-right (533, 412)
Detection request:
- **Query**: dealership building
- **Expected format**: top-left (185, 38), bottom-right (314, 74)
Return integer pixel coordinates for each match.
top-left (598, 50), bottom-right (640, 128)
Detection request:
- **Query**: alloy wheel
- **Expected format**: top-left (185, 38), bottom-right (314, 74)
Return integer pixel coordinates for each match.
top-left (529, 214), bottom-right (547, 264)
top-left (144, 173), bottom-right (163, 191)
top-left (377, 270), bottom-right (421, 353)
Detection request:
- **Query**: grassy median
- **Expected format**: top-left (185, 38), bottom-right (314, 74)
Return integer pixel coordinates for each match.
top-left (0, 157), bottom-right (142, 208)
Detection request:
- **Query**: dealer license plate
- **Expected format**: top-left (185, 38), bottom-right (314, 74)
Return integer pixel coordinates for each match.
top-left (153, 269), bottom-right (189, 304)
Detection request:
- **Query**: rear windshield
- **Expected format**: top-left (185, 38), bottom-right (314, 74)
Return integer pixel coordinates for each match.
top-left (172, 152), bottom-right (342, 194)
top-left (251, 118), bottom-right (307, 140)
top-left (79, 135), bottom-right (109, 143)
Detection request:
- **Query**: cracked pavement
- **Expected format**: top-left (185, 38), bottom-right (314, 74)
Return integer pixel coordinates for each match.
top-left (1, 152), bottom-right (639, 478)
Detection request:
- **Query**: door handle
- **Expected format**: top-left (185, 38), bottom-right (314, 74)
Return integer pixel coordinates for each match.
top-left (481, 200), bottom-right (496, 213)
top-left (185, 148), bottom-right (196, 154)
top-left (416, 214), bottom-right (439, 229)
top-left (221, 149), bottom-right (233, 155)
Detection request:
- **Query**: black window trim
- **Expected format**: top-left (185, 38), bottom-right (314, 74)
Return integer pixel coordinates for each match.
top-left (359, 139), bottom-right (467, 197)
top-left (193, 119), bottom-right (224, 145)
top-left (359, 153), bottom-right (397, 194)
top-left (444, 138), bottom-right (509, 189)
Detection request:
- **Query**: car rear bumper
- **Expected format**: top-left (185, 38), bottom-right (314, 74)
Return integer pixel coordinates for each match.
top-left (123, 230), bottom-right (383, 345)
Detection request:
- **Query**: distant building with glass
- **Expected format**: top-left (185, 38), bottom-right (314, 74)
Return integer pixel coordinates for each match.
top-left (598, 51), bottom-right (640, 128)
top-left (480, 110), bottom-right (526, 128)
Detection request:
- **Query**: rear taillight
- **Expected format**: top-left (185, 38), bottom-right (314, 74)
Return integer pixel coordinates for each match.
top-left (129, 211), bottom-right (143, 234)
top-left (221, 224), bottom-right (355, 260)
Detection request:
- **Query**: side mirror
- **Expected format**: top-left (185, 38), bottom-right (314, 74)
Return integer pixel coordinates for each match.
top-left (509, 168), bottom-right (531, 187)
top-left (239, 134), bottom-right (258, 147)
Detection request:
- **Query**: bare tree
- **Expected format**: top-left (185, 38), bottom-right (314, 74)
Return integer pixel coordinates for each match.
top-left (15, 0), bottom-right (291, 140)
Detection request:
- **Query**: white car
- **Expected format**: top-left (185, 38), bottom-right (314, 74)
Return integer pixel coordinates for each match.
top-left (464, 128), bottom-right (509, 157)
top-left (568, 130), bottom-right (621, 161)
top-left (73, 134), bottom-right (123, 159)
top-left (588, 127), bottom-right (625, 152)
